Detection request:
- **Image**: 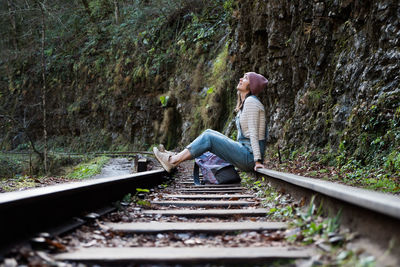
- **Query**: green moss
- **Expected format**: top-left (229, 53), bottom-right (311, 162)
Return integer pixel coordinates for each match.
top-left (67, 156), bottom-right (110, 179)
top-left (1, 176), bottom-right (37, 192)
top-left (211, 43), bottom-right (229, 85)
top-left (190, 42), bottom-right (232, 132)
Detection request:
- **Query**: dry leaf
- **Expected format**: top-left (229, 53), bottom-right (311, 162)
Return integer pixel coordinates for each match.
top-left (299, 197), bottom-right (306, 207)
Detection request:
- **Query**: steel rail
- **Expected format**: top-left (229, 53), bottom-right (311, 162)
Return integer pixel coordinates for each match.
top-left (257, 168), bottom-right (400, 219)
top-left (0, 169), bottom-right (167, 253)
top-left (256, 168), bottom-right (400, 256)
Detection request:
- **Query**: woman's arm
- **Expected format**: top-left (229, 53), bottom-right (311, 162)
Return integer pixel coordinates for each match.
top-left (243, 97), bottom-right (262, 162)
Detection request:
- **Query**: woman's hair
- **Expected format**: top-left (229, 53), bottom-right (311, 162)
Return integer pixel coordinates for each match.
top-left (235, 91), bottom-right (252, 112)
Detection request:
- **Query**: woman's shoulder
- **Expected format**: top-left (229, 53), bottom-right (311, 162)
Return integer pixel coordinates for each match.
top-left (244, 95), bottom-right (261, 103)
top-left (244, 96), bottom-right (264, 109)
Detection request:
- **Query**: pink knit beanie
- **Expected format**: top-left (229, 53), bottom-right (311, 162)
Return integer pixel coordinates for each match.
top-left (247, 72), bottom-right (268, 95)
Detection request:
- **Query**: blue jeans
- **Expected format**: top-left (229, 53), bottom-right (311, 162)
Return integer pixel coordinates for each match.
top-left (186, 129), bottom-right (255, 171)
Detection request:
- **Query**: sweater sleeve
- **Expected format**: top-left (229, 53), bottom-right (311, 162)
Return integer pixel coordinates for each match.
top-left (243, 97), bottom-right (261, 161)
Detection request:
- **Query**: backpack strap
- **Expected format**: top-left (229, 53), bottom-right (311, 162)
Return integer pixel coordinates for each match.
top-left (193, 162), bottom-right (201, 185)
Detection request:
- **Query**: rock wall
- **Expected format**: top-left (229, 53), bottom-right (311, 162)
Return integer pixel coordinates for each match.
top-left (2, 0), bottom-right (399, 164)
top-left (229, 0), bottom-right (399, 161)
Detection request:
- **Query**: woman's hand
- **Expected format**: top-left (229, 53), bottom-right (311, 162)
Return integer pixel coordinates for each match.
top-left (254, 161), bottom-right (264, 171)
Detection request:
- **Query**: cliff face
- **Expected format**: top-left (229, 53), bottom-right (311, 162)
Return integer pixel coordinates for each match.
top-left (1, 0), bottom-right (399, 166)
top-left (230, 0), bottom-right (399, 162)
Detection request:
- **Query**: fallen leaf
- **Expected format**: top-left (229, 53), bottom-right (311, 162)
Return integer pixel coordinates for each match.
top-left (265, 232), bottom-right (284, 241)
top-left (45, 239), bottom-right (66, 251)
top-left (299, 197), bottom-right (306, 207)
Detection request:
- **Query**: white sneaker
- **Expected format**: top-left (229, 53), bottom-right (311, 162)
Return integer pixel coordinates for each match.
top-left (158, 144), bottom-right (177, 156)
top-left (153, 147), bottom-right (176, 173)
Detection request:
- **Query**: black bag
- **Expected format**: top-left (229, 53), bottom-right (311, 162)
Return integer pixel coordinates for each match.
top-left (193, 152), bottom-right (241, 185)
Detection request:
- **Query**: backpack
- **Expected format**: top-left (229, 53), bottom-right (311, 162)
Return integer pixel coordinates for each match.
top-left (193, 152), bottom-right (241, 185)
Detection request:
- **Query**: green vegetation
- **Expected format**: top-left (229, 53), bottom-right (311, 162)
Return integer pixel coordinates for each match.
top-left (283, 196), bottom-right (341, 245)
top-left (343, 104), bottom-right (400, 170)
top-left (1, 0), bottom-right (233, 152)
top-left (266, 138), bottom-right (400, 194)
top-left (0, 152), bottom-right (86, 178)
top-left (337, 159), bottom-right (399, 193)
top-left (67, 156), bottom-right (110, 179)
top-left (0, 152), bottom-right (105, 192)
top-left (0, 153), bottom-right (28, 178)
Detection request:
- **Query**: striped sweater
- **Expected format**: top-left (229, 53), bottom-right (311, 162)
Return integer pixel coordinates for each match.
top-left (238, 96), bottom-right (266, 161)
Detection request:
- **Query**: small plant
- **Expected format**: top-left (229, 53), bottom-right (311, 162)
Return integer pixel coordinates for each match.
top-left (159, 95), bottom-right (169, 107)
top-left (336, 140), bottom-right (347, 167)
top-left (159, 182), bottom-right (169, 188)
top-left (136, 188), bottom-right (150, 193)
top-left (136, 199), bottom-right (151, 207)
top-left (285, 196), bottom-right (342, 246)
top-left (133, 188), bottom-right (151, 207)
top-left (122, 193), bottom-right (133, 203)
top-left (240, 172), bottom-right (266, 196)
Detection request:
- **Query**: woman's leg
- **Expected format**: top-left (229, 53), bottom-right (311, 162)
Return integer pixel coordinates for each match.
top-left (170, 149), bottom-right (191, 165)
top-left (157, 129), bottom-right (254, 172)
top-left (167, 129), bottom-right (220, 165)
top-left (185, 129), bottom-right (254, 171)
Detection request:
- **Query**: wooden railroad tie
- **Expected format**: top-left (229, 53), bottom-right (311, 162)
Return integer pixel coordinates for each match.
top-left (142, 208), bottom-right (269, 217)
top-left (104, 221), bottom-right (287, 233)
top-left (150, 200), bottom-right (256, 207)
top-left (55, 247), bottom-right (313, 263)
top-left (163, 194), bottom-right (255, 199)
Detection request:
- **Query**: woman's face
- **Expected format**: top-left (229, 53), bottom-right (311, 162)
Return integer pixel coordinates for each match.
top-left (237, 73), bottom-right (250, 93)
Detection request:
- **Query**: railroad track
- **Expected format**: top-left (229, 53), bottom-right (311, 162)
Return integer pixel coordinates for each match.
top-left (0, 169), bottom-right (166, 254)
top-left (1, 160), bottom-right (400, 266)
top-left (51, 162), bottom-right (313, 266)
